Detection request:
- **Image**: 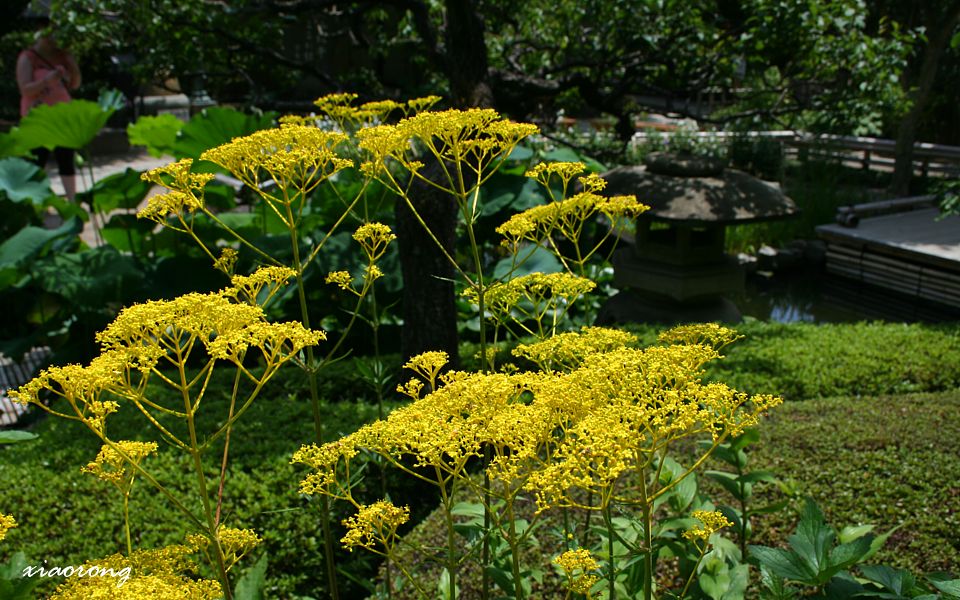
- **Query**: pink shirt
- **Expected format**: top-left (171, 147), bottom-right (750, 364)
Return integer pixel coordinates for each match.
top-left (19, 49), bottom-right (72, 117)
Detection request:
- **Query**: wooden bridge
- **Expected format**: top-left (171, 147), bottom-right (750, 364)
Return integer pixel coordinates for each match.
top-left (816, 196), bottom-right (960, 310)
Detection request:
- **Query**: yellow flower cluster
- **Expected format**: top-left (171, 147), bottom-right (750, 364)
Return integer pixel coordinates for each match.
top-left (513, 326), bottom-right (638, 371)
top-left (465, 273), bottom-right (596, 337)
top-left (0, 513), bottom-right (16, 541)
top-left (352, 222), bottom-right (396, 262)
top-left (554, 548), bottom-right (600, 595)
top-left (11, 275), bottom-right (325, 434)
top-left (325, 270), bottom-right (354, 291)
top-left (296, 324), bottom-right (780, 517)
top-left (314, 93), bottom-right (441, 129)
top-left (357, 108), bottom-right (538, 191)
top-left (683, 510), bottom-right (734, 542)
top-left (658, 322), bottom-right (744, 351)
top-left (226, 266), bottom-right (297, 305)
top-left (212, 247), bottom-right (239, 275)
top-left (402, 350), bottom-right (449, 391)
top-left (137, 159), bottom-right (213, 225)
top-left (340, 501), bottom-right (410, 553)
top-left (200, 125), bottom-right (353, 200)
top-left (49, 545), bottom-right (221, 600)
top-left (497, 191), bottom-right (647, 249)
top-left (188, 527), bottom-right (261, 571)
top-left (81, 441), bottom-right (158, 488)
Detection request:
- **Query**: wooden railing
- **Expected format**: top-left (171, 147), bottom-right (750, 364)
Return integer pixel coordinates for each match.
top-left (628, 130), bottom-right (960, 178)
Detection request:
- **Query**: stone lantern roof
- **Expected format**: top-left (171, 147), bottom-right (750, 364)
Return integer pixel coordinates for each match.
top-left (601, 153), bottom-right (798, 225)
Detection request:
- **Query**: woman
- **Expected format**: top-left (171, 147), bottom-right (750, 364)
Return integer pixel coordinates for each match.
top-left (16, 21), bottom-right (82, 201)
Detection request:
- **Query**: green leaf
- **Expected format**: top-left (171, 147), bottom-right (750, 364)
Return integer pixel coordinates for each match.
top-left (492, 245), bottom-right (562, 279)
top-left (16, 100), bottom-right (114, 150)
top-left (99, 214), bottom-right (156, 253)
top-left (127, 113), bottom-right (184, 158)
top-left (749, 546), bottom-right (815, 582)
top-left (788, 500), bottom-right (833, 581)
top-left (31, 246), bottom-right (144, 308)
top-left (0, 553), bottom-right (43, 600)
top-left (485, 566), bottom-right (514, 594)
top-left (0, 431), bottom-right (38, 444)
top-left (740, 470), bottom-right (778, 485)
top-left (930, 578), bottom-right (960, 597)
top-left (234, 552), bottom-right (268, 600)
top-left (78, 168), bottom-right (152, 212)
top-left (706, 470), bottom-right (743, 499)
top-left (450, 502), bottom-right (485, 520)
top-left (859, 564), bottom-right (914, 596)
top-left (0, 218), bottom-right (81, 269)
top-left (838, 524), bottom-right (874, 544)
top-left (0, 158), bottom-right (53, 203)
top-left (174, 106), bottom-right (276, 160)
top-left (827, 535), bottom-right (872, 574)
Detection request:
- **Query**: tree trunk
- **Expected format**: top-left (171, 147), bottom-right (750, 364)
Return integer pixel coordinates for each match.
top-left (395, 164), bottom-right (462, 367)
top-left (890, 4), bottom-right (960, 195)
top-left (396, 0), bottom-right (492, 365)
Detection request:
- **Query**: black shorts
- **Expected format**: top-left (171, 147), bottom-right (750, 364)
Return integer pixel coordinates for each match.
top-left (32, 147), bottom-right (76, 176)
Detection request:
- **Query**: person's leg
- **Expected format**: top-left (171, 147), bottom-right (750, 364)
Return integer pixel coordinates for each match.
top-left (53, 147), bottom-right (77, 201)
top-left (31, 147), bottom-right (51, 171)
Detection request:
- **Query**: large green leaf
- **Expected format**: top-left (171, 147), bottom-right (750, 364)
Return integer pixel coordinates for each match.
top-left (31, 246), bottom-right (144, 308)
top-left (77, 167), bottom-right (152, 212)
top-left (0, 158), bottom-right (53, 203)
top-left (173, 106), bottom-right (276, 160)
top-left (0, 552), bottom-right (43, 600)
top-left (98, 213), bottom-right (157, 253)
top-left (127, 113), bottom-right (184, 158)
top-left (15, 100), bottom-right (114, 150)
top-left (0, 431), bottom-right (38, 444)
top-left (234, 552), bottom-right (267, 600)
top-left (0, 218), bottom-right (81, 269)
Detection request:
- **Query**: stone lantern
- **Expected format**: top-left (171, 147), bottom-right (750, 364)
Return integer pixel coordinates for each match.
top-left (599, 153), bottom-right (798, 324)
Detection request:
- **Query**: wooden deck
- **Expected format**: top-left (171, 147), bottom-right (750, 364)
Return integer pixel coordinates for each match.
top-left (816, 207), bottom-right (960, 308)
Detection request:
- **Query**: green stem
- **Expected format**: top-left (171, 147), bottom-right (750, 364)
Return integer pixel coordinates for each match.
top-left (639, 474), bottom-right (653, 600)
top-left (122, 492), bottom-right (132, 556)
top-left (678, 544), bottom-right (707, 600)
top-left (285, 202), bottom-right (340, 600)
top-left (506, 498), bottom-right (525, 600)
top-left (603, 502), bottom-right (616, 600)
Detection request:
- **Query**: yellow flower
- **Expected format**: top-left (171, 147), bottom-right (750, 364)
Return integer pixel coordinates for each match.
top-left (189, 527), bottom-right (261, 571)
top-left (402, 351), bottom-right (449, 390)
top-left (81, 441), bottom-right (158, 490)
top-left (200, 125), bottom-right (352, 197)
top-left (49, 545), bottom-right (221, 600)
top-left (0, 513), bottom-right (16, 541)
top-left (658, 322), bottom-right (744, 351)
top-left (353, 222), bottom-right (396, 262)
top-left (513, 326), bottom-right (638, 371)
top-left (683, 510), bottom-right (733, 541)
top-left (554, 548), bottom-right (600, 595)
top-left (325, 270), bottom-right (354, 291)
top-left (341, 501), bottom-right (410, 552)
top-left (227, 266), bottom-right (297, 305)
top-left (212, 247), bottom-right (239, 275)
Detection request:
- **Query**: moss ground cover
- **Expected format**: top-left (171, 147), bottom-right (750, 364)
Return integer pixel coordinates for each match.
top-left (720, 390), bottom-right (960, 572)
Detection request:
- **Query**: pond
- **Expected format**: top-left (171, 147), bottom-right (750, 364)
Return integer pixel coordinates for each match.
top-left (734, 266), bottom-right (960, 323)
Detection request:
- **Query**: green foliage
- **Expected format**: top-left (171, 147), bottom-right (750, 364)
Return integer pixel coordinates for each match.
top-left (0, 366), bottom-right (409, 598)
top-left (126, 113), bottom-right (184, 158)
top-left (741, 391), bottom-right (960, 573)
top-left (706, 321), bottom-right (960, 400)
top-left (14, 99), bottom-right (114, 151)
top-left (750, 499), bottom-right (882, 587)
top-left (0, 158), bottom-right (54, 204)
top-left (0, 553), bottom-right (43, 600)
top-left (173, 106), bottom-right (277, 160)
